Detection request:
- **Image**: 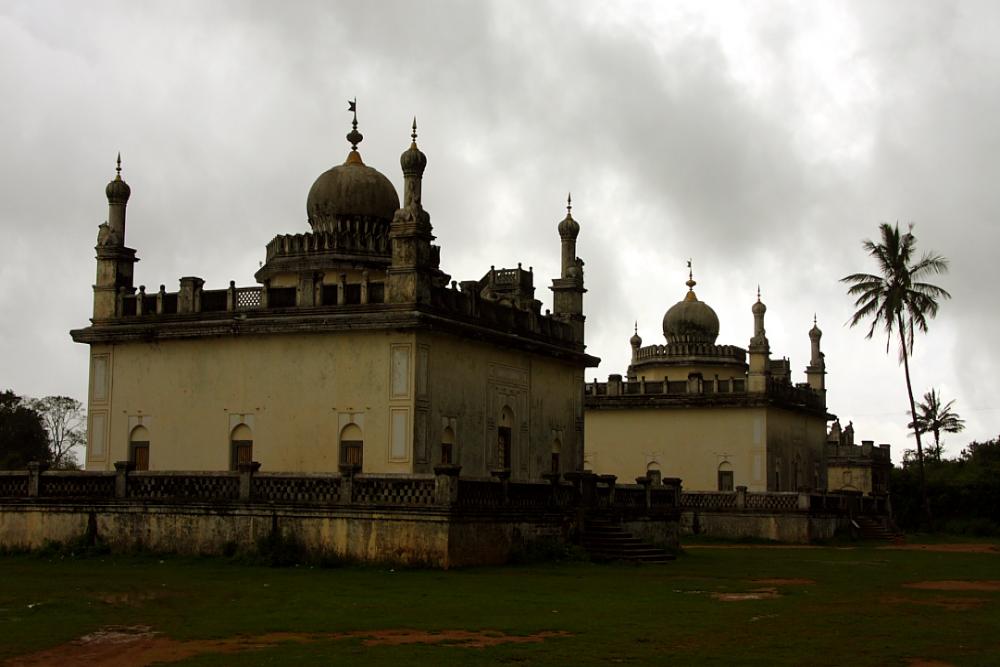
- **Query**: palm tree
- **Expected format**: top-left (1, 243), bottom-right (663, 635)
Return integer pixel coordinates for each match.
top-left (909, 388), bottom-right (965, 462)
top-left (841, 222), bottom-right (950, 524)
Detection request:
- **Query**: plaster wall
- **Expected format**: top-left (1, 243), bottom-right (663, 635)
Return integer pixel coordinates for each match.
top-left (86, 331), bottom-right (414, 474)
top-left (629, 362), bottom-right (747, 383)
top-left (585, 407), bottom-right (768, 491)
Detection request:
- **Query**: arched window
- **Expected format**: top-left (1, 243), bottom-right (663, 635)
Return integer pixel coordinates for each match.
top-left (230, 424), bottom-right (253, 470)
top-left (441, 427), bottom-right (455, 465)
top-left (340, 423), bottom-right (363, 467)
top-left (129, 425), bottom-right (150, 471)
top-left (497, 406), bottom-right (514, 469)
top-left (717, 460), bottom-right (734, 492)
top-left (551, 438), bottom-right (562, 475)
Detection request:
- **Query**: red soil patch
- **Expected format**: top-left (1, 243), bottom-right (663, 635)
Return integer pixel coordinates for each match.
top-left (881, 594), bottom-right (988, 611)
top-left (880, 543), bottom-right (1000, 554)
top-left (4, 625), bottom-right (571, 667)
top-left (711, 587), bottom-right (779, 601)
top-left (904, 580), bottom-right (1000, 592)
top-left (751, 578), bottom-right (815, 586)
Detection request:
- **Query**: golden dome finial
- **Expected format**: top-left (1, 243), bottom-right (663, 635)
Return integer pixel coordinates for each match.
top-left (685, 259), bottom-right (697, 301)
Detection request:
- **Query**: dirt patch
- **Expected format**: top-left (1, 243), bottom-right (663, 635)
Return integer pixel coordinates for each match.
top-left (711, 587), bottom-right (779, 602)
top-left (4, 626), bottom-right (571, 667)
top-left (904, 580), bottom-right (1000, 592)
top-left (359, 629), bottom-right (569, 648)
top-left (882, 594), bottom-right (988, 611)
top-left (94, 591), bottom-right (167, 606)
top-left (881, 543), bottom-right (1000, 554)
top-left (751, 578), bottom-right (815, 586)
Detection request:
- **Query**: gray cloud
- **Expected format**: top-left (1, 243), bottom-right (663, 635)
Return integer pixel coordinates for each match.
top-left (1, 0), bottom-right (997, 458)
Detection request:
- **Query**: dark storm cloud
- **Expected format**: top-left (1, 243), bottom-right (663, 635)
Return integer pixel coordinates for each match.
top-left (1, 0), bottom-right (997, 456)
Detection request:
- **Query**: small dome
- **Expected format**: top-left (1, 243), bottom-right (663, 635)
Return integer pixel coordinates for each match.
top-left (106, 154), bottom-right (130, 204)
top-left (630, 331), bottom-right (642, 347)
top-left (558, 193), bottom-right (579, 239)
top-left (306, 152), bottom-right (400, 231)
top-left (809, 316), bottom-right (822, 339)
top-left (752, 299), bottom-right (766, 316)
top-left (662, 278), bottom-right (720, 344)
top-left (400, 119), bottom-right (427, 175)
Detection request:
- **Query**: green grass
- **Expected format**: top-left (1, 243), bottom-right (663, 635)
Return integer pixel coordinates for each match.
top-left (1, 542), bottom-right (998, 666)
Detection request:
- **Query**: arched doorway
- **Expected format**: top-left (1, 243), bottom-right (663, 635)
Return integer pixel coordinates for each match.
top-left (441, 426), bottom-right (455, 465)
top-left (230, 424), bottom-right (253, 470)
top-left (497, 406), bottom-right (514, 469)
top-left (717, 460), bottom-right (734, 491)
top-left (340, 423), bottom-right (363, 468)
top-left (550, 438), bottom-right (562, 475)
top-left (129, 425), bottom-right (150, 471)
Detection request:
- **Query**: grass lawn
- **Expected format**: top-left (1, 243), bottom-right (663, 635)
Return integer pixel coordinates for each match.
top-left (1, 541), bottom-right (998, 666)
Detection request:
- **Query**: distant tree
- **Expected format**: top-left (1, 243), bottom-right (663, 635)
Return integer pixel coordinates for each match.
top-left (961, 435), bottom-right (1000, 467)
top-left (842, 222), bottom-right (950, 525)
top-left (908, 389), bottom-right (965, 462)
top-left (30, 396), bottom-right (85, 470)
top-left (0, 390), bottom-right (50, 469)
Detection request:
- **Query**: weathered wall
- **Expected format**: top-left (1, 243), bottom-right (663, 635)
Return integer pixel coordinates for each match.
top-left (0, 501), bottom-right (573, 568)
top-left (827, 465), bottom-right (874, 495)
top-left (764, 407), bottom-right (828, 491)
top-left (420, 331), bottom-right (582, 480)
top-left (585, 406), bottom-right (767, 491)
top-left (680, 509), bottom-right (847, 543)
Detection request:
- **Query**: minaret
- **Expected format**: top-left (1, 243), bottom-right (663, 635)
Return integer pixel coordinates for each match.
top-left (747, 287), bottom-right (770, 393)
top-left (806, 315), bottom-right (826, 403)
top-left (387, 117), bottom-right (436, 304)
top-left (550, 194), bottom-right (586, 344)
top-left (93, 154), bottom-right (138, 320)
top-left (630, 322), bottom-right (642, 363)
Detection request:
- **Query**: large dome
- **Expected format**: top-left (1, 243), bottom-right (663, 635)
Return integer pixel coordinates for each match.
top-left (306, 152), bottom-right (400, 232)
top-left (662, 277), bottom-right (720, 344)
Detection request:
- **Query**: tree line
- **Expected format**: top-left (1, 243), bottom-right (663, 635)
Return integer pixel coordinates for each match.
top-left (0, 390), bottom-right (85, 470)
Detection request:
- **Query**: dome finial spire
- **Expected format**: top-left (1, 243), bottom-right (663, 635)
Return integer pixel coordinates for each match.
top-left (411, 117), bottom-right (418, 144)
top-left (634, 320), bottom-right (638, 335)
top-left (567, 192), bottom-right (572, 216)
top-left (346, 98), bottom-right (363, 154)
top-left (115, 152), bottom-right (122, 177)
top-left (756, 284), bottom-right (761, 301)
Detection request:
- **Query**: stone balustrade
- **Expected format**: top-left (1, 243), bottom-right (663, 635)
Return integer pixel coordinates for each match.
top-left (0, 464), bottom-right (680, 516)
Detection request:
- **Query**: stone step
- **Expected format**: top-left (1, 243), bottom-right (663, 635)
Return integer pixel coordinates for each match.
top-left (581, 520), bottom-right (674, 563)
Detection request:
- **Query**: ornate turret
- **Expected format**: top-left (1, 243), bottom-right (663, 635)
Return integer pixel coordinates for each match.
top-left (550, 194), bottom-right (586, 344)
top-left (93, 154), bottom-right (138, 320)
top-left (806, 315), bottom-right (826, 401)
top-left (630, 322), bottom-right (642, 363)
top-left (747, 287), bottom-right (770, 393)
top-left (662, 263), bottom-right (720, 345)
top-left (387, 118), bottom-right (439, 304)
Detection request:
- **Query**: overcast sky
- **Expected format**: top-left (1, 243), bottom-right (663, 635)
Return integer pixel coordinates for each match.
top-left (1, 0), bottom-right (997, 460)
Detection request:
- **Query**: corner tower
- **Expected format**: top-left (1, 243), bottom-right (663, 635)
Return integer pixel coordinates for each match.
top-left (92, 155), bottom-right (138, 320)
top-left (747, 287), bottom-right (771, 393)
top-left (550, 194), bottom-right (586, 343)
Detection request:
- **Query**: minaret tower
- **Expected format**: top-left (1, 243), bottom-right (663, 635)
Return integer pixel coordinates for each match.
top-left (806, 315), bottom-right (826, 404)
top-left (388, 117), bottom-right (437, 304)
top-left (747, 287), bottom-right (771, 393)
top-left (93, 154), bottom-right (138, 320)
top-left (550, 194), bottom-right (586, 344)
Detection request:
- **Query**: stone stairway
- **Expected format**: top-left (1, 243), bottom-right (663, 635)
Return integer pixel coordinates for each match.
top-left (581, 518), bottom-right (675, 563)
top-left (855, 515), bottom-right (905, 542)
